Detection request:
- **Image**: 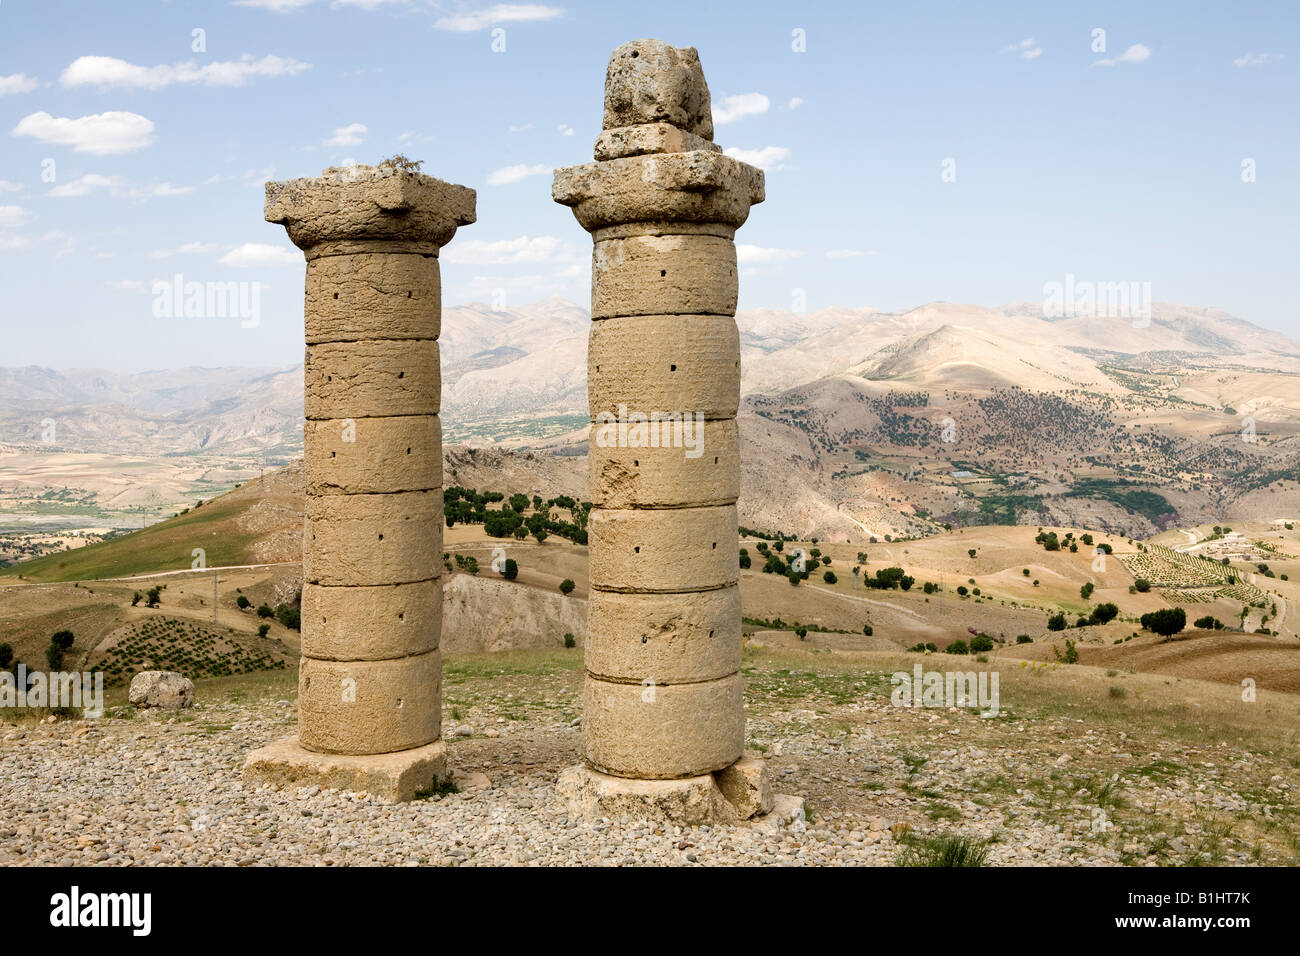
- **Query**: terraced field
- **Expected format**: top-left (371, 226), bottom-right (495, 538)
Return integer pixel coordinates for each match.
top-left (89, 616), bottom-right (294, 686)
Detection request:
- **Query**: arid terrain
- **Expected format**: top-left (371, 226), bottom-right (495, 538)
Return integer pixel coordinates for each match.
top-left (3, 296), bottom-right (1299, 865)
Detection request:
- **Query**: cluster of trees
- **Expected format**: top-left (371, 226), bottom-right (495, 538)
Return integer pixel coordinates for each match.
top-left (863, 566), bottom-right (915, 591)
top-left (0, 630), bottom-right (76, 677)
top-left (443, 487), bottom-right (590, 545)
top-left (234, 588), bottom-right (300, 631)
top-left (131, 586), bottom-right (162, 608)
top-left (1047, 602), bottom-right (1119, 631)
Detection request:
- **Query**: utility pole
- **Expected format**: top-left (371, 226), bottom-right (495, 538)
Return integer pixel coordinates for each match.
top-left (213, 571), bottom-right (218, 626)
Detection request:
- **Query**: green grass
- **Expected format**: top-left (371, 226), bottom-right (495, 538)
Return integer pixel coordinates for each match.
top-left (0, 492), bottom-right (259, 582)
top-left (896, 834), bottom-right (993, 867)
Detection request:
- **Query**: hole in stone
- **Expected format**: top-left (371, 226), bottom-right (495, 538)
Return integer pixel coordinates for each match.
top-left (634, 546), bottom-right (641, 553)
top-left (712, 542), bottom-right (717, 549)
top-left (331, 451), bottom-right (336, 458)
top-left (398, 371), bottom-right (405, 379)
top-left (406, 447), bottom-right (411, 454)
top-left (641, 635), bottom-right (647, 644)
top-left (378, 534), bottom-right (384, 541)
top-left (660, 270), bottom-right (666, 277)
top-left (633, 460), bottom-right (639, 467)
top-left (333, 293), bottom-right (338, 299)
top-left (396, 698), bottom-right (404, 708)
top-left (631, 50), bottom-right (638, 58)
top-left (670, 364), bottom-right (677, 371)
top-left (407, 291), bottom-right (412, 298)
top-left (714, 456), bottom-right (719, 464)
top-left (398, 612), bottom-right (405, 622)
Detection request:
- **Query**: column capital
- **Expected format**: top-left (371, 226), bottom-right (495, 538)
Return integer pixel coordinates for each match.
top-left (266, 164), bottom-right (476, 256)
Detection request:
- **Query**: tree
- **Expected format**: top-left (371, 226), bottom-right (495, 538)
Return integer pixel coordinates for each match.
top-left (1193, 615), bottom-right (1223, 630)
top-left (823, 570), bottom-right (837, 584)
top-left (132, 591), bottom-right (142, 606)
top-left (45, 643), bottom-right (64, 670)
top-left (1089, 603), bottom-right (1119, 625)
top-left (862, 624), bottom-right (873, 636)
top-left (1047, 612), bottom-right (1067, 631)
top-left (968, 549), bottom-right (977, 559)
top-left (1080, 582), bottom-right (1094, 600)
top-left (502, 558), bottom-right (518, 581)
top-left (796, 627), bottom-right (807, 640)
top-left (236, 595), bottom-right (252, 610)
top-left (956, 585), bottom-right (969, 597)
top-left (559, 578), bottom-right (575, 596)
top-left (738, 548), bottom-right (751, 569)
top-left (257, 623), bottom-right (271, 638)
top-left (275, 604), bottom-right (301, 631)
top-left (946, 640), bottom-right (969, 655)
top-left (146, 587), bottom-right (162, 607)
top-left (52, 630), bottom-right (74, 651)
top-left (788, 571), bottom-right (801, 586)
top-left (257, 604), bottom-right (274, 618)
top-left (508, 493), bottom-right (530, 513)
top-left (1134, 579), bottom-right (1152, 593)
top-left (1140, 607), bottom-right (1186, 637)
top-left (0, 643), bottom-right (11, 670)
top-left (970, 634), bottom-right (993, 653)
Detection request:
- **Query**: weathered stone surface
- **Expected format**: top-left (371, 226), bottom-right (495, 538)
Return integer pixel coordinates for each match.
top-left (128, 671), bottom-right (194, 709)
top-left (582, 672), bottom-right (744, 778)
top-left (243, 735), bottom-right (447, 803)
top-left (585, 586), bottom-right (740, 683)
top-left (602, 39), bottom-right (713, 139)
top-left (266, 165), bottom-right (475, 253)
top-left (301, 579), bottom-right (441, 661)
top-left (553, 151), bottom-right (764, 233)
top-left (594, 122), bottom-right (720, 161)
top-left (557, 764), bottom-right (738, 825)
top-left (749, 793), bottom-right (808, 833)
top-left (305, 253), bottom-right (440, 343)
top-left (588, 504), bottom-right (738, 592)
top-left (592, 234), bottom-right (736, 318)
top-left (304, 339), bottom-right (440, 420)
top-left (588, 315), bottom-right (739, 421)
top-left (590, 416), bottom-right (738, 508)
top-left (304, 490), bottom-right (442, 587)
top-left (298, 651), bottom-right (440, 755)
top-left (713, 753), bottom-right (773, 819)
top-left (305, 415), bottom-right (441, 495)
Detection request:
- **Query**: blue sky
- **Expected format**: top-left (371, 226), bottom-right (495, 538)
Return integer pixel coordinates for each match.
top-left (1, 0), bottom-right (1296, 371)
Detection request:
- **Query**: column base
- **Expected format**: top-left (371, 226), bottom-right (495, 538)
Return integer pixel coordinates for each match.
top-left (557, 753), bottom-right (804, 827)
top-left (243, 735), bottom-right (448, 803)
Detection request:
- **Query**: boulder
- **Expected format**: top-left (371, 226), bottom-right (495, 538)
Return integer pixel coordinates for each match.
top-left (128, 671), bottom-right (195, 710)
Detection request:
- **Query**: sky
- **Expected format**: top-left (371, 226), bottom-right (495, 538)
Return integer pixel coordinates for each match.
top-left (0, 0), bottom-right (1297, 371)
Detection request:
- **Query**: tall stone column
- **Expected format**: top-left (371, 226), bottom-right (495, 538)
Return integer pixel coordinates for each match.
top-left (554, 40), bottom-right (786, 824)
top-left (244, 164), bottom-right (475, 802)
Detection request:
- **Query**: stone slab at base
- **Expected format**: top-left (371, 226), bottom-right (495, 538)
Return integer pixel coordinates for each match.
top-left (243, 735), bottom-right (447, 803)
top-left (558, 755), bottom-right (805, 828)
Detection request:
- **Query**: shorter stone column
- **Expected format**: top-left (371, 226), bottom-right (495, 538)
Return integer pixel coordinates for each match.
top-left (244, 164), bottom-right (474, 802)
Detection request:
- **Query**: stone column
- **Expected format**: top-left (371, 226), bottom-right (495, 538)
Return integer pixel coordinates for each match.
top-left (244, 164), bottom-right (475, 802)
top-left (554, 40), bottom-right (786, 824)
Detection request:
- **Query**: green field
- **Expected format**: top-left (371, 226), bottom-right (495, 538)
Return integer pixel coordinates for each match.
top-left (0, 490), bottom-right (259, 583)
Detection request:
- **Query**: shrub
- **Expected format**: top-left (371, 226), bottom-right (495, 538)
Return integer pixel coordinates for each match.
top-left (738, 548), bottom-right (751, 569)
top-left (1108, 685), bottom-right (1127, 699)
top-left (945, 640), bottom-right (969, 655)
top-left (1047, 612), bottom-right (1067, 631)
top-left (897, 834), bottom-right (991, 867)
top-left (1016, 634), bottom-right (1033, 644)
top-left (1193, 615), bottom-right (1223, 630)
top-left (275, 605), bottom-right (301, 631)
top-left (823, 571), bottom-right (837, 584)
top-left (257, 604), bottom-right (274, 619)
top-left (1080, 582), bottom-right (1094, 600)
top-left (796, 627), bottom-right (807, 640)
top-left (563, 633), bottom-right (576, 649)
top-left (1133, 579), bottom-right (1152, 593)
top-left (969, 634), bottom-right (993, 653)
top-left (863, 624), bottom-right (873, 636)
top-left (501, 558), bottom-right (518, 581)
top-left (559, 579), bottom-right (575, 596)
top-left (146, 587), bottom-right (162, 607)
top-left (132, 591), bottom-right (142, 606)
top-left (788, 571), bottom-right (801, 586)
top-left (0, 643), bottom-right (12, 670)
top-left (257, 623), bottom-right (271, 638)
top-left (236, 595), bottom-right (252, 610)
top-left (956, 586), bottom-right (969, 597)
top-left (52, 630), bottom-right (75, 651)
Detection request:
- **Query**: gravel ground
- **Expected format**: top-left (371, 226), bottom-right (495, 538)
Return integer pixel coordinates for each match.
top-left (2, 651), bottom-right (1296, 866)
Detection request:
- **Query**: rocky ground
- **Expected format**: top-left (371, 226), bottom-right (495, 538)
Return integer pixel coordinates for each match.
top-left (1, 649), bottom-right (1297, 866)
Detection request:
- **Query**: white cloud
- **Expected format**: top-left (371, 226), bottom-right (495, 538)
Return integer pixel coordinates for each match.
top-left (787, 97), bottom-right (803, 110)
top-left (442, 235), bottom-right (569, 265)
top-left (508, 123), bottom-right (534, 133)
top-left (0, 74), bottom-right (39, 96)
top-left (0, 180), bottom-right (23, 193)
top-left (1094, 43), bottom-right (1151, 67)
top-left (131, 182), bottom-right (196, 199)
top-left (0, 235), bottom-right (32, 251)
top-left (12, 111), bottom-right (155, 154)
top-left (60, 54), bottom-right (311, 90)
top-left (736, 245), bottom-right (804, 264)
top-left (326, 122), bottom-right (368, 146)
top-left (825, 249), bottom-right (877, 259)
top-left (151, 242), bottom-right (220, 259)
top-left (49, 174), bottom-right (118, 198)
top-left (1233, 52), bottom-right (1285, 68)
top-left (233, 0), bottom-right (315, 10)
top-left (220, 243), bottom-right (301, 268)
top-left (712, 93), bottom-right (770, 125)
top-left (0, 205), bottom-right (32, 228)
top-left (486, 163), bottom-right (550, 186)
top-left (558, 123), bottom-right (575, 136)
top-left (1001, 37), bottom-right (1042, 60)
top-left (334, 0), bottom-right (409, 8)
top-left (435, 4), bottom-right (562, 32)
top-left (105, 279), bottom-right (148, 292)
top-left (723, 145), bottom-right (789, 170)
